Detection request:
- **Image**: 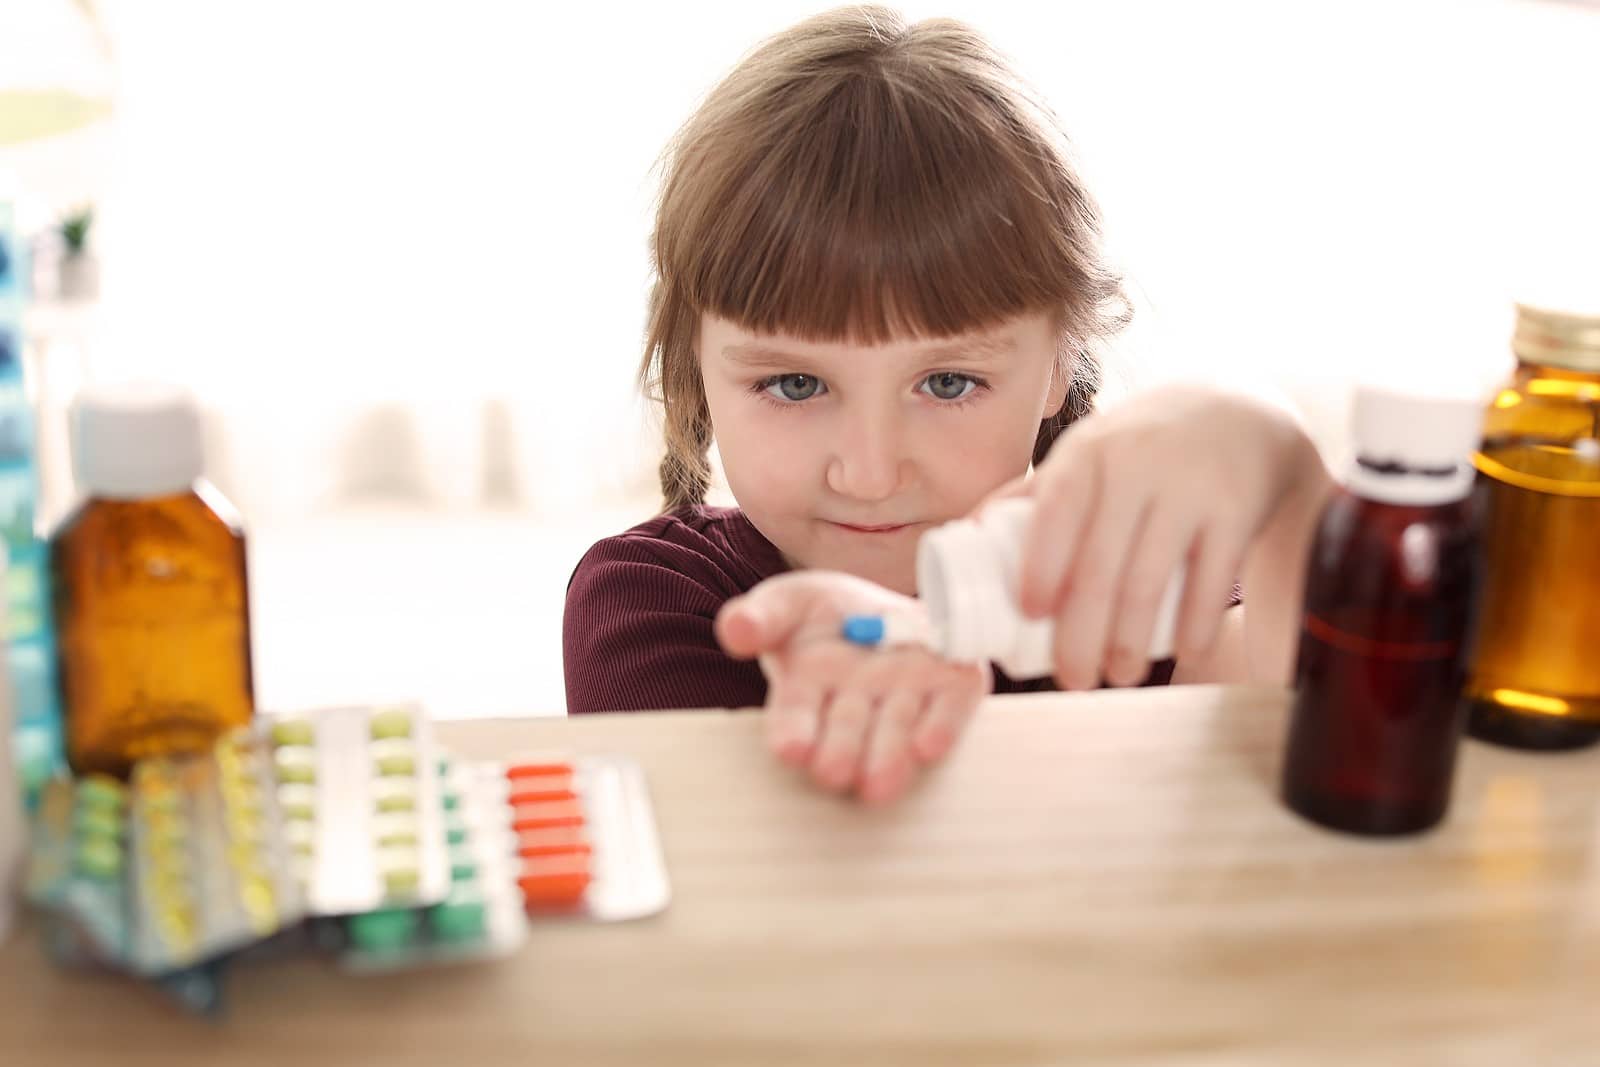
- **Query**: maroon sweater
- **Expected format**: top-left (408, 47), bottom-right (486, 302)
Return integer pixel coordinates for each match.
top-left (563, 506), bottom-right (1182, 714)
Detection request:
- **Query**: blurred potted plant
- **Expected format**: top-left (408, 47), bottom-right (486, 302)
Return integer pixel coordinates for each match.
top-left (55, 204), bottom-right (96, 301)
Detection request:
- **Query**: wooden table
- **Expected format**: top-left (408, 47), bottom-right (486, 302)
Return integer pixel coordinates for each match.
top-left (3, 686), bottom-right (1598, 1065)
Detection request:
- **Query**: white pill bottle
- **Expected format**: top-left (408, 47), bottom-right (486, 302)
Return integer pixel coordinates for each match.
top-left (916, 497), bottom-right (1184, 680)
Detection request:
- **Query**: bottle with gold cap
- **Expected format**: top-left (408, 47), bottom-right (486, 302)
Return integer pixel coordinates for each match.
top-left (1464, 301), bottom-right (1600, 749)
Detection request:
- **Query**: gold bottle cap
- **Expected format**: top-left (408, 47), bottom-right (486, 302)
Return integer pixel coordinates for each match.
top-left (1513, 301), bottom-right (1600, 372)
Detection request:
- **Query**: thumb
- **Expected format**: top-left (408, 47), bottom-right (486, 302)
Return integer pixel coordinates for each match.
top-left (714, 575), bottom-right (817, 660)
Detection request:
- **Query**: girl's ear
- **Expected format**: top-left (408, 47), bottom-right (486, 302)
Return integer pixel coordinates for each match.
top-left (1044, 351), bottom-right (1073, 419)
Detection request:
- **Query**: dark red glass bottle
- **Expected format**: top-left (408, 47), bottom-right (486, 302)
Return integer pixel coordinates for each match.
top-left (1282, 389), bottom-right (1483, 836)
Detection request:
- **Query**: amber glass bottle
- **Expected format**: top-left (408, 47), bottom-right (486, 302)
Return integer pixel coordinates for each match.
top-left (1464, 302), bottom-right (1600, 750)
top-left (52, 385), bottom-right (254, 777)
top-left (1282, 388), bottom-right (1483, 836)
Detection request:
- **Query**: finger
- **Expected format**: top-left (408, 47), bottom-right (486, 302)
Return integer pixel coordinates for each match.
top-left (809, 688), bottom-right (875, 793)
top-left (763, 659), bottom-right (825, 768)
top-left (714, 573), bottom-right (832, 659)
top-left (1175, 520), bottom-right (1249, 660)
top-left (1051, 493), bottom-right (1151, 691)
top-left (1103, 516), bottom-right (1199, 687)
top-left (858, 688), bottom-right (927, 806)
top-left (1018, 446), bottom-right (1102, 618)
top-left (911, 665), bottom-right (988, 763)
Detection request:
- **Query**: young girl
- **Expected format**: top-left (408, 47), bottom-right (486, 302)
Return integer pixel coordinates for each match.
top-left (564, 7), bottom-right (1332, 803)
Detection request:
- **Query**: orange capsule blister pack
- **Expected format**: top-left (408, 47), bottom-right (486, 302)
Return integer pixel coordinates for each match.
top-left (489, 756), bottom-right (669, 921)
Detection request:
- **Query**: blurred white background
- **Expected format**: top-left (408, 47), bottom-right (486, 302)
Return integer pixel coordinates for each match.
top-left (3, 0), bottom-right (1599, 716)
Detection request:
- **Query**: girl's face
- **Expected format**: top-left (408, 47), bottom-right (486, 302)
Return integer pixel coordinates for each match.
top-left (699, 310), bottom-right (1068, 595)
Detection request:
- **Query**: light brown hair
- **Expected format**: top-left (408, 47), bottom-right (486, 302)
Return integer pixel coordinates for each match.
top-left (643, 5), bottom-right (1129, 510)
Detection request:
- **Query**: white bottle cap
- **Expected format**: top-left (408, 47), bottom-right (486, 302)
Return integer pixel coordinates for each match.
top-left (71, 382), bottom-right (204, 499)
top-left (1348, 385), bottom-right (1484, 506)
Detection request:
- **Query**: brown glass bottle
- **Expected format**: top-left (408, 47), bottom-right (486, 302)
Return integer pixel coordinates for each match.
top-left (1464, 303), bottom-right (1600, 750)
top-left (52, 387), bottom-right (254, 777)
top-left (1282, 389), bottom-right (1482, 836)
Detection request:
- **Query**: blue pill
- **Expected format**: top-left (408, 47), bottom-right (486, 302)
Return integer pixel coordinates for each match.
top-left (841, 615), bottom-right (887, 646)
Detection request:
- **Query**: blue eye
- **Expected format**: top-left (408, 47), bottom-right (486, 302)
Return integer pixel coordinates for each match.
top-left (922, 372), bottom-right (978, 401)
top-left (763, 374), bottom-right (825, 402)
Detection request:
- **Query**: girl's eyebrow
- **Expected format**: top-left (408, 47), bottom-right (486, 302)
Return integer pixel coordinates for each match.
top-left (917, 334), bottom-right (1020, 363)
top-left (720, 342), bottom-right (815, 368)
top-left (721, 334), bottom-right (1018, 367)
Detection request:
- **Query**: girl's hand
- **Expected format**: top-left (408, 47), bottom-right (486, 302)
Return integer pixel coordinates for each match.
top-left (1007, 386), bottom-right (1330, 688)
top-left (715, 571), bottom-right (990, 805)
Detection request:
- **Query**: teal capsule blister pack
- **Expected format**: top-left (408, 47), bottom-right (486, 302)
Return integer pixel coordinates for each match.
top-left (339, 753), bottom-right (526, 972)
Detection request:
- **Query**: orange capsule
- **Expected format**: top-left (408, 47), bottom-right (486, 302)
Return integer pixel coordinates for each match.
top-left (516, 825), bottom-right (592, 858)
top-left (509, 783), bottom-right (578, 808)
top-left (510, 797), bottom-right (585, 832)
top-left (508, 777), bottom-right (575, 805)
top-left (506, 760), bottom-right (573, 781)
top-left (518, 852), bottom-right (591, 909)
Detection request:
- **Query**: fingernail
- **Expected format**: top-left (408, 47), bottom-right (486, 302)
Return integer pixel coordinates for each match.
top-left (812, 752), bottom-right (854, 791)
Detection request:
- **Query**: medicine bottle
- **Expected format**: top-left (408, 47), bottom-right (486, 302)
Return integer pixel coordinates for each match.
top-left (916, 497), bottom-right (1182, 680)
top-left (1463, 301), bottom-right (1600, 750)
top-left (1281, 387), bottom-right (1481, 836)
top-left (52, 385), bottom-right (254, 777)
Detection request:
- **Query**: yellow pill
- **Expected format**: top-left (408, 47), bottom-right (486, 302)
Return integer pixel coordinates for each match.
top-left (372, 778), bottom-right (418, 813)
top-left (277, 784), bottom-right (318, 821)
top-left (144, 825), bottom-right (186, 857)
top-left (214, 743), bottom-right (244, 772)
top-left (274, 750), bottom-right (317, 785)
top-left (157, 906), bottom-right (200, 950)
top-left (373, 812), bottom-right (420, 849)
top-left (369, 708), bottom-right (414, 740)
top-left (151, 869), bottom-right (193, 906)
top-left (383, 868), bottom-right (421, 896)
top-left (272, 719), bottom-right (316, 748)
top-left (139, 787), bottom-right (182, 817)
top-left (240, 876), bottom-right (279, 935)
top-left (370, 739), bottom-right (418, 778)
top-left (284, 820), bottom-right (317, 850)
top-left (226, 841), bottom-right (260, 871)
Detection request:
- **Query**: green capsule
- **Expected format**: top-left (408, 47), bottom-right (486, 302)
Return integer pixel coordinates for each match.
top-left (76, 774), bottom-right (128, 814)
top-left (347, 907), bottom-right (418, 952)
top-left (74, 836), bottom-right (124, 881)
top-left (428, 896), bottom-right (486, 943)
top-left (73, 804), bottom-right (123, 842)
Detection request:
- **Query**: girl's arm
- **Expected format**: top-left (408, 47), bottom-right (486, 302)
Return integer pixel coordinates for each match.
top-left (1012, 385), bottom-right (1334, 690)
